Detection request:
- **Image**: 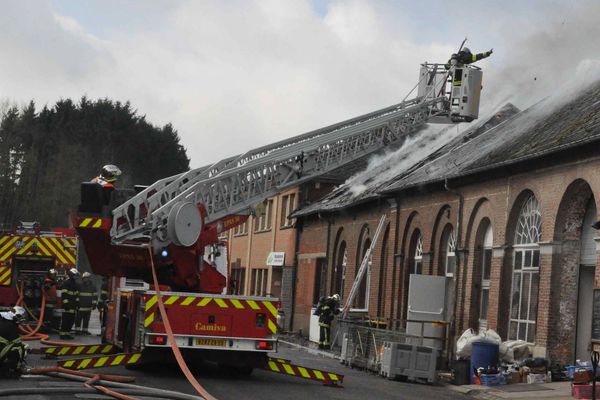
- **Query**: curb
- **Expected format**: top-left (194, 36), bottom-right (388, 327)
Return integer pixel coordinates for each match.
top-left (279, 339), bottom-right (340, 360)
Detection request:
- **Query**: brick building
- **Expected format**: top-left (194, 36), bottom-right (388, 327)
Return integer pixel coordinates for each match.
top-left (291, 84), bottom-right (600, 365)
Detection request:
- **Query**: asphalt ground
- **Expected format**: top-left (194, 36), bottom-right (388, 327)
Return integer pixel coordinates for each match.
top-left (1, 330), bottom-right (471, 400)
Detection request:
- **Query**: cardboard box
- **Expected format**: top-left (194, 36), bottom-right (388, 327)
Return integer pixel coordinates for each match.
top-left (506, 372), bottom-right (521, 384)
top-left (527, 373), bottom-right (547, 384)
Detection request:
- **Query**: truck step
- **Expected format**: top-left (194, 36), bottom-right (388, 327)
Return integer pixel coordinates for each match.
top-left (42, 344), bottom-right (117, 358)
top-left (260, 357), bottom-right (344, 386)
top-left (57, 352), bottom-right (142, 370)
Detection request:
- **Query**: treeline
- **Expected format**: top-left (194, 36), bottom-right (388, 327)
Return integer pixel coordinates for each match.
top-left (0, 97), bottom-right (190, 228)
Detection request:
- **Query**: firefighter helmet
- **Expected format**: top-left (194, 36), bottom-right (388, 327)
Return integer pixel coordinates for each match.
top-left (462, 47), bottom-right (470, 53)
top-left (82, 272), bottom-right (91, 279)
top-left (68, 268), bottom-right (79, 277)
top-left (48, 268), bottom-right (57, 277)
top-left (100, 164), bottom-right (122, 183)
top-left (331, 294), bottom-right (340, 302)
top-left (0, 306), bottom-right (26, 322)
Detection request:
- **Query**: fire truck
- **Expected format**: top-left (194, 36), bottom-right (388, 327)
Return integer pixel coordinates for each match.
top-left (0, 221), bottom-right (78, 311)
top-left (68, 59), bottom-right (485, 382)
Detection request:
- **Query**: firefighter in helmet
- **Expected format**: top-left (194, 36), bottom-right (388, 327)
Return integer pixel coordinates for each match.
top-left (42, 268), bottom-right (59, 331)
top-left (75, 272), bottom-right (97, 335)
top-left (445, 47), bottom-right (493, 69)
top-left (314, 294), bottom-right (341, 350)
top-left (0, 306), bottom-right (28, 377)
top-left (59, 268), bottom-right (80, 340)
top-left (91, 164), bottom-right (122, 188)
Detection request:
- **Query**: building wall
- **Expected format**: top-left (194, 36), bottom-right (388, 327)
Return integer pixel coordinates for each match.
top-left (293, 155), bottom-right (600, 365)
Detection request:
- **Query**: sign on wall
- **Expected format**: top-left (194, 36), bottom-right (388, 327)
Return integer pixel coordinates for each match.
top-left (266, 252), bottom-right (285, 266)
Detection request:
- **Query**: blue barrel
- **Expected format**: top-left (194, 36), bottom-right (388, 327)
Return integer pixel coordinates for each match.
top-left (470, 341), bottom-right (499, 383)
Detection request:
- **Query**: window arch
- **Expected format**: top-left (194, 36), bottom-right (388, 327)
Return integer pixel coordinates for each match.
top-left (509, 194), bottom-right (541, 342)
top-left (440, 225), bottom-right (456, 277)
top-left (332, 240), bottom-right (347, 298)
top-left (354, 229), bottom-right (371, 310)
top-left (377, 225), bottom-right (390, 318)
top-left (479, 223), bottom-right (493, 329)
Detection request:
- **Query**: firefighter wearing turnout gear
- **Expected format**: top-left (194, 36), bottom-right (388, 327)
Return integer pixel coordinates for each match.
top-left (91, 164), bottom-right (121, 188)
top-left (314, 294), bottom-right (340, 350)
top-left (60, 268), bottom-right (80, 339)
top-left (75, 272), bottom-right (97, 335)
top-left (445, 47), bottom-right (493, 69)
top-left (97, 277), bottom-right (108, 335)
top-left (42, 268), bottom-right (59, 331)
top-left (0, 306), bottom-right (28, 377)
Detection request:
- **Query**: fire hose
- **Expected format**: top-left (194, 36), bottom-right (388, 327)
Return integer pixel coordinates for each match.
top-left (148, 246), bottom-right (218, 400)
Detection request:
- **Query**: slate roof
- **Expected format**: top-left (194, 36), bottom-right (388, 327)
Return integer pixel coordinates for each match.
top-left (293, 81), bottom-right (600, 217)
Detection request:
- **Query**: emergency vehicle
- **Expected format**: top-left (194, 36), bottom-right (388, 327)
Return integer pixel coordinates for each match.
top-left (0, 221), bottom-right (78, 311)
top-left (62, 58), bottom-right (486, 384)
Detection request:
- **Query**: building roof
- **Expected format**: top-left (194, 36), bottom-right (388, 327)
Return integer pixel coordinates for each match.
top-left (293, 81), bottom-right (600, 217)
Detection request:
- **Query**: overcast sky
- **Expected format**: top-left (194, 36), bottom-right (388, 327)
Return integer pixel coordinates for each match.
top-left (0, 0), bottom-right (596, 168)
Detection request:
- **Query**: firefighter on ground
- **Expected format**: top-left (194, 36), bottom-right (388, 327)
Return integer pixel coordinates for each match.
top-left (0, 306), bottom-right (28, 377)
top-left (314, 294), bottom-right (341, 350)
top-left (91, 164), bottom-right (122, 187)
top-left (60, 268), bottom-right (80, 340)
top-left (42, 268), bottom-right (59, 332)
top-left (97, 277), bottom-right (108, 336)
top-left (75, 272), bottom-right (97, 335)
top-left (445, 47), bottom-right (493, 69)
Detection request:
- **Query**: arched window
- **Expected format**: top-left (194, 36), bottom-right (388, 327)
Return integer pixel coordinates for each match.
top-left (354, 237), bottom-right (371, 311)
top-left (333, 241), bottom-right (347, 298)
top-left (509, 195), bottom-right (541, 342)
top-left (445, 229), bottom-right (457, 277)
top-left (414, 235), bottom-right (423, 274)
top-left (479, 224), bottom-right (493, 329)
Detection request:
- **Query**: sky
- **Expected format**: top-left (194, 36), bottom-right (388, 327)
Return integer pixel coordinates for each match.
top-left (0, 0), bottom-right (595, 168)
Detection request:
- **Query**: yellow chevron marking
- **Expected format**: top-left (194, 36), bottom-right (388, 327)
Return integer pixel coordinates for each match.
top-left (263, 301), bottom-right (278, 318)
top-left (17, 238), bottom-right (39, 255)
top-left (93, 219), bottom-right (102, 228)
top-left (0, 268), bottom-right (11, 285)
top-left (87, 345), bottom-right (99, 354)
top-left (314, 370), bottom-right (325, 380)
top-left (45, 347), bottom-right (55, 354)
top-left (268, 361), bottom-right (280, 372)
top-left (111, 355), bottom-right (125, 366)
top-left (328, 373), bottom-right (339, 381)
top-left (181, 296), bottom-right (195, 306)
top-left (101, 345), bottom-right (113, 354)
top-left (144, 313), bottom-right (155, 327)
top-left (73, 346), bottom-right (84, 355)
top-left (63, 360), bottom-right (75, 368)
top-left (78, 358), bottom-right (92, 369)
top-left (79, 218), bottom-right (92, 227)
top-left (145, 296), bottom-right (157, 311)
top-left (0, 236), bottom-right (8, 246)
top-left (231, 299), bottom-right (244, 309)
top-left (50, 237), bottom-right (76, 264)
top-left (35, 239), bottom-right (53, 257)
top-left (283, 364), bottom-right (295, 375)
top-left (214, 298), bottom-right (228, 308)
top-left (164, 295), bottom-right (179, 305)
top-left (95, 356), bottom-right (109, 367)
top-left (298, 367), bottom-right (311, 378)
top-left (128, 353), bottom-right (141, 364)
top-left (197, 298), bottom-right (212, 307)
top-left (0, 266), bottom-right (5, 273)
top-left (0, 237), bottom-right (20, 260)
top-left (268, 319), bottom-right (277, 334)
top-left (58, 347), bottom-right (70, 356)
top-left (246, 300), bottom-right (260, 310)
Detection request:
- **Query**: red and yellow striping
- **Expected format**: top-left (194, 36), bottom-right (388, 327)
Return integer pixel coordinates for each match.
top-left (0, 234), bottom-right (77, 266)
top-left (58, 352), bottom-right (142, 370)
top-left (143, 294), bottom-right (279, 334)
top-left (265, 358), bottom-right (344, 385)
top-left (0, 265), bottom-right (11, 286)
top-left (43, 344), bottom-right (115, 357)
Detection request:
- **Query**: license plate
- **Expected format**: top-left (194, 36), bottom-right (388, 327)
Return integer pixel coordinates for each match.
top-left (195, 338), bottom-right (227, 347)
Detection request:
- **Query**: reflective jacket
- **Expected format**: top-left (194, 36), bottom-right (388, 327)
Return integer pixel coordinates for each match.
top-left (43, 277), bottom-right (58, 308)
top-left (315, 297), bottom-right (340, 327)
top-left (91, 176), bottom-right (113, 188)
top-left (61, 278), bottom-right (79, 313)
top-left (446, 50), bottom-right (492, 69)
top-left (78, 280), bottom-right (97, 312)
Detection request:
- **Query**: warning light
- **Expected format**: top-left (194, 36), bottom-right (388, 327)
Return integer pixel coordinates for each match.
top-left (161, 249), bottom-right (168, 257)
top-left (150, 335), bottom-right (166, 345)
top-left (256, 341), bottom-right (273, 350)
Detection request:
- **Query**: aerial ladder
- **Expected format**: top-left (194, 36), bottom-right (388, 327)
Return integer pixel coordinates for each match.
top-left (63, 59), bottom-right (484, 386)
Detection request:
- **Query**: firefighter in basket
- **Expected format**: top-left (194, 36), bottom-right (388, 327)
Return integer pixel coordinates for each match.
top-left (314, 294), bottom-right (341, 350)
top-left (91, 164), bottom-right (121, 188)
top-left (0, 306), bottom-right (29, 377)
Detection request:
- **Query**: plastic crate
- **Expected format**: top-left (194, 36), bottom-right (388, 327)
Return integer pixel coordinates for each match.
top-left (572, 383), bottom-right (593, 399)
top-left (480, 373), bottom-right (502, 386)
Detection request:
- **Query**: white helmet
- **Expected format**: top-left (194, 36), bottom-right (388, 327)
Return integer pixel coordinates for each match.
top-left (82, 272), bottom-right (91, 279)
top-left (68, 268), bottom-right (79, 276)
top-left (331, 294), bottom-right (340, 302)
top-left (462, 47), bottom-right (471, 53)
top-left (100, 164), bottom-right (122, 183)
top-left (0, 306), bottom-right (26, 321)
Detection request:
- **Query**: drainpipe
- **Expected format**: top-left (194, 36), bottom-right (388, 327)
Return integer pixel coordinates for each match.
top-left (445, 177), bottom-right (463, 360)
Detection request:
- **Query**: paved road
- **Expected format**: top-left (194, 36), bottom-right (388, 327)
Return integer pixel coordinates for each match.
top-left (2, 334), bottom-right (470, 400)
